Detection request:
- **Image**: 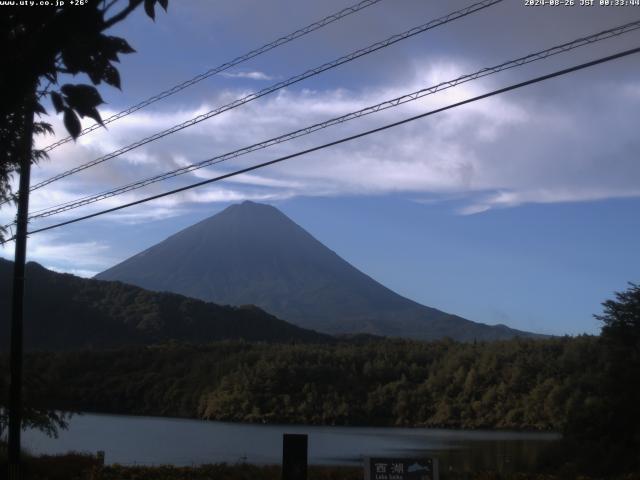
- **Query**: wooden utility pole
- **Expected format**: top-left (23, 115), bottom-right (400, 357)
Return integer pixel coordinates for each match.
top-left (8, 95), bottom-right (35, 480)
top-left (282, 434), bottom-right (308, 480)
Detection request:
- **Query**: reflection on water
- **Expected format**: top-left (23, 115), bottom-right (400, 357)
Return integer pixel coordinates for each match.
top-left (23, 413), bottom-right (559, 471)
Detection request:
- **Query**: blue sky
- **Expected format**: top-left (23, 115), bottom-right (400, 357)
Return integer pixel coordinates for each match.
top-left (2, 0), bottom-right (640, 335)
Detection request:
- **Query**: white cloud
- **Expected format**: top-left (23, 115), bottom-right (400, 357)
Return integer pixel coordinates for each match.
top-left (21, 56), bottom-right (640, 237)
top-left (180, 186), bottom-right (293, 204)
top-left (47, 266), bottom-right (99, 278)
top-left (0, 233), bottom-right (114, 273)
top-left (220, 71), bottom-right (276, 81)
top-left (459, 186), bottom-right (640, 215)
top-left (29, 237), bottom-right (109, 265)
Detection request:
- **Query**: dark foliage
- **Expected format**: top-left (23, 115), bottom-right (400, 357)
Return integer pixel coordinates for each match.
top-left (563, 283), bottom-right (640, 472)
top-left (3, 333), bottom-right (637, 474)
top-left (599, 284), bottom-right (640, 445)
top-left (0, 259), bottom-right (329, 351)
top-left (0, 0), bottom-right (169, 237)
top-left (0, 337), bottom-right (599, 430)
top-left (0, 302), bottom-right (637, 474)
top-left (0, 0), bottom-right (171, 458)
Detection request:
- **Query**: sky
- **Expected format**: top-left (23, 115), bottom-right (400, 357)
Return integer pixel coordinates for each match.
top-left (2, 0), bottom-right (640, 336)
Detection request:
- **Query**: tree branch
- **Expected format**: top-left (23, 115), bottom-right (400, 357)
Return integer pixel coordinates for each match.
top-left (103, 0), bottom-right (121, 14)
top-left (103, 0), bottom-right (143, 29)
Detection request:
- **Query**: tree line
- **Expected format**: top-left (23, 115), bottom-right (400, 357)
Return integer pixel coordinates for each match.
top-left (0, 337), bottom-right (600, 430)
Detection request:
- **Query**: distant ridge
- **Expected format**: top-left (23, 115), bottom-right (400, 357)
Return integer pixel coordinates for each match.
top-left (96, 201), bottom-right (540, 341)
top-left (0, 258), bottom-right (329, 351)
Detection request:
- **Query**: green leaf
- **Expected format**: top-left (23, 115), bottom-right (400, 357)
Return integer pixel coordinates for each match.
top-left (85, 107), bottom-right (104, 126)
top-left (50, 92), bottom-right (65, 113)
top-left (101, 36), bottom-right (123, 62)
top-left (110, 37), bottom-right (136, 54)
top-left (60, 46), bottom-right (87, 74)
top-left (86, 67), bottom-right (103, 85)
top-left (61, 85), bottom-right (105, 126)
top-left (103, 64), bottom-right (121, 90)
top-left (63, 108), bottom-right (82, 139)
top-left (61, 84), bottom-right (104, 110)
top-left (34, 102), bottom-right (47, 116)
top-left (144, 0), bottom-right (155, 20)
top-left (33, 122), bottom-right (54, 136)
top-left (32, 149), bottom-right (49, 164)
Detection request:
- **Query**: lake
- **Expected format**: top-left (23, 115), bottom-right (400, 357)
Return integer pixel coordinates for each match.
top-left (23, 413), bottom-right (560, 471)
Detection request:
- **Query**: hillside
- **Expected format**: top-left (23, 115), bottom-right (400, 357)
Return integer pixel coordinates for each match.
top-left (0, 258), bottom-right (329, 351)
top-left (97, 201), bottom-right (539, 341)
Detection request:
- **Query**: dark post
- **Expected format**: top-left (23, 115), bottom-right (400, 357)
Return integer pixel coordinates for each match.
top-left (282, 433), bottom-right (308, 480)
top-left (8, 97), bottom-right (35, 480)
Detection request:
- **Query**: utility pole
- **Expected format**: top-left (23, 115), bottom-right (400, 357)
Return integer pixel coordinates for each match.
top-left (8, 93), bottom-right (35, 480)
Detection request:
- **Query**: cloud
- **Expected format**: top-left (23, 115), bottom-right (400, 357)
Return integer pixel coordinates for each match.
top-left (23, 55), bottom-right (640, 236)
top-left (220, 71), bottom-right (276, 81)
top-left (0, 233), bottom-right (115, 273)
top-left (459, 186), bottom-right (640, 215)
top-left (47, 266), bottom-right (100, 278)
top-left (622, 82), bottom-right (640, 100)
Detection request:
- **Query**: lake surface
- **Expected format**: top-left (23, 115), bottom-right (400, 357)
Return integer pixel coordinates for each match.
top-left (23, 413), bottom-right (560, 471)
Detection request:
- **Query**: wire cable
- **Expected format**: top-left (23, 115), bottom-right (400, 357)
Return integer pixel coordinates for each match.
top-left (27, 19), bottom-right (640, 220)
top-left (41, 0), bottom-right (387, 152)
top-left (29, 0), bottom-right (503, 192)
top-left (8, 45), bottom-right (637, 242)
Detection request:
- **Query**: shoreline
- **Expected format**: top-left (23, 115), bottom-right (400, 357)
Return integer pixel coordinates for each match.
top-left (50, 410), bottom-right (563, 436)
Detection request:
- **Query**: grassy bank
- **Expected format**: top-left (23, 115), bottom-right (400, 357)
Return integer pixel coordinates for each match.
top-left (2, 451), bottom-right (640, 480)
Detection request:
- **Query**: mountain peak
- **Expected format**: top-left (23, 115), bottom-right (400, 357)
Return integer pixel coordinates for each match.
top-left (227, 200), bottom-right (280, 213)
top-left (234, 200), bottom-right (270, 209)
top-left (181, 201), bottom-right (309, 249)
top-left (96, 204), bottom-right (540, 341)
top-left (211, 201), bottom-right (288, 223)
top-left (240, 200), bottom-right (263, 207)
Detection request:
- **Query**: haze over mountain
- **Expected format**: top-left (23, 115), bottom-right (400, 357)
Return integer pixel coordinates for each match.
top-left (97, 201), bottom-right (538, 341)
top-left (0, 258), bottom-right (328, 351)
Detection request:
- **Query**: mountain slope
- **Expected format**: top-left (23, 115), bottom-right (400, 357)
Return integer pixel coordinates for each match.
top-left (97, 201), bottom-right (539, 341)
top-left (0, 258), bottom-right (329, 351)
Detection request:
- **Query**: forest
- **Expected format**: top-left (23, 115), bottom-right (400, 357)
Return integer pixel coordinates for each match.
top-left (0, 337), bottom-right (605, 430)
top-left (1, 283), bottom-right (638, 475)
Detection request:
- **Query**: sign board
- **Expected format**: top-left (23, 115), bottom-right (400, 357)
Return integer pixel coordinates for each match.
top-left (365, 457), bottom-right (438, 480)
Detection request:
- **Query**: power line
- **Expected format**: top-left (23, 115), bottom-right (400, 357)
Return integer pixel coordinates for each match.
top-left (41, 0), bottom-right (387, 153)
top-left (27, 19), bottom-right (640, 220)
top-left (11, 45), bottom-right (638, 242)
top-left (28, 0), bottom-right (503, 192)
